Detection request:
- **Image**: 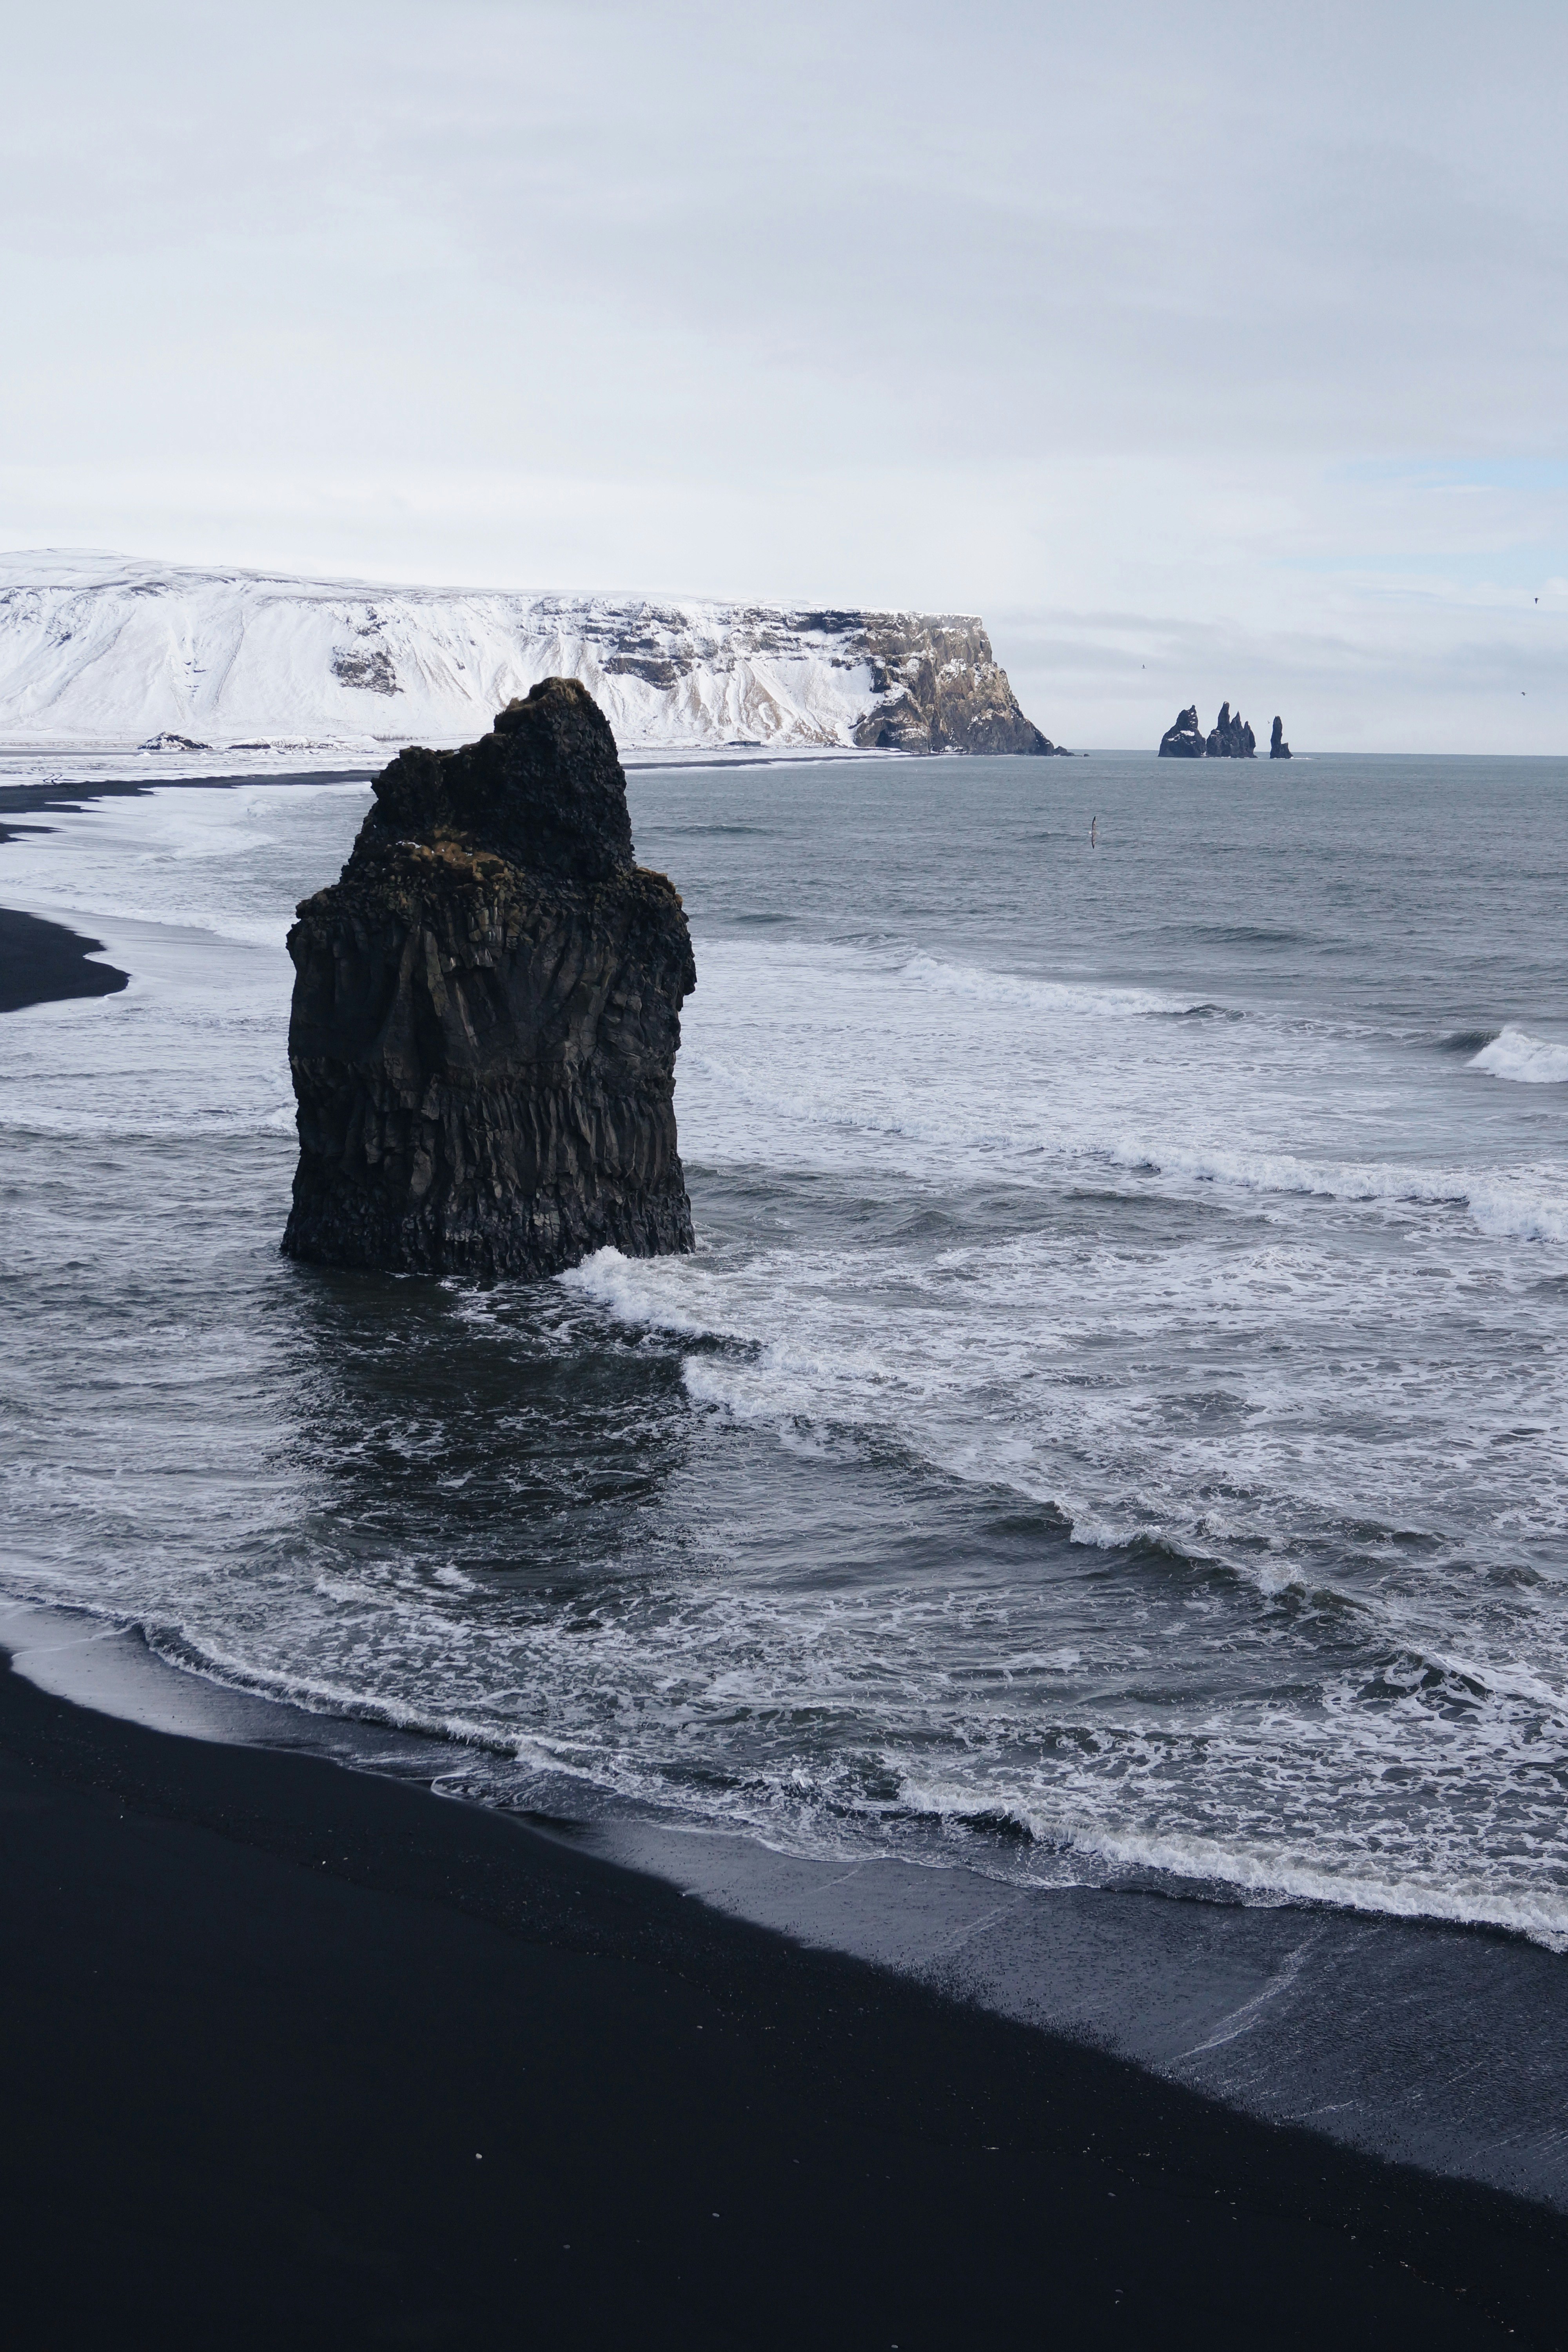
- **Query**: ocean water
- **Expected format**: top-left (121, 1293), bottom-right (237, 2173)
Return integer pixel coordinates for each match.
top-left (4, 751), bottom-right (1568, 1949)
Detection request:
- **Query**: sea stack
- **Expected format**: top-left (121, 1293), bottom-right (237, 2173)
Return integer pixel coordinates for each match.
top-left (1205, 702), bottom-right (1256, 758)
top-left (281, 679), bottom-right (696, 1281)
top-left (1158, 704), bottom-right (1207, 757)
top-left (1270, 717), bottom-right (1292, 759)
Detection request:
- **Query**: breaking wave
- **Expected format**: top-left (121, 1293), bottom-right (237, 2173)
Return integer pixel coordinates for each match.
top-left (1470, 1026), bottom-right (1568, 1084)
top-left (897, 951), bottom-right (1207, 1020)
top-left (8, 752), bottom-right (1568, 1976)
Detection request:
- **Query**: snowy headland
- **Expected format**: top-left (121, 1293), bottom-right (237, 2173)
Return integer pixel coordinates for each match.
top-left (0, 552), bottom-right (1061, 760)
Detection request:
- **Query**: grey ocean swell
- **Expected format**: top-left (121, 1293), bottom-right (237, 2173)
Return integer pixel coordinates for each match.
top-left (2, 753), bottom-right (1568, 1944)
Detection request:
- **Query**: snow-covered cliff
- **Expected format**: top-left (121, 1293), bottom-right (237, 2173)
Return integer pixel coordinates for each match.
top-left (0, 552), bottom-right (1062, 756)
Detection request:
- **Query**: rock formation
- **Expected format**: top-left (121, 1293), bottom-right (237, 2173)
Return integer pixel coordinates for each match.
top-left (1159, 701), bottom-right (1266, 759)
top-left (1270, 717), bottom-right (1292, 759)
top-left (281, 679), bottom-right (696, 1281)
top-left (1158, 705), bottom-right (1207, 757)
top-left (1205, 702), bottom-right (1256, 758)
top-left (845, 615), bottom-right (1070, 754)
top-left (0, 553), bottom-right (1067, 757)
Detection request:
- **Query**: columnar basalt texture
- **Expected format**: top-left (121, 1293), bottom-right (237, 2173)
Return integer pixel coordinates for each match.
top-left (282, 679), bottom-right (696, 1280)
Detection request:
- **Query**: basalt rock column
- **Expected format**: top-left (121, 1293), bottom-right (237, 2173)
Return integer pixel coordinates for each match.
top-left (282, 678), bottom-right (696, 1280)
top-left (1270, 716), bottom-right (1293, 759)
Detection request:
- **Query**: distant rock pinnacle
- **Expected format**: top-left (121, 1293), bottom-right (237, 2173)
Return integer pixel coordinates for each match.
top-left (1205, 702), bottom-right (1256, 759)
top-left (1157, 702), bottom-right (1259, 759)
top-left (1158, 705), bottom-right (1207, 758)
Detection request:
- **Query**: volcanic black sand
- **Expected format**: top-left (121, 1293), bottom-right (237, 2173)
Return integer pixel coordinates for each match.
top-left (1, 1655), bottom-right (1562, 2350)
top-left (0, 905), bottom-right (128, 1014)
top-left (0, 765), bottom-right (376, 849)
top-left (0, 764), bottom-right (374, 1013)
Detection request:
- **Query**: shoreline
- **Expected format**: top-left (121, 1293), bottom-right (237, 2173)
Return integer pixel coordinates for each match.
top-left (0, 763), bottom-right (374, 1014)
top-left (0, 762), bottom-right (378, 848)
top-left (3, 1639), bottom-right (1563, 2347)
top-left (16, 1599), bottom-right (1568, 2218)
top-left (0, 902), bottom-right (128, 1013)
top-left (7, 756), bottom-right (1568, 2341)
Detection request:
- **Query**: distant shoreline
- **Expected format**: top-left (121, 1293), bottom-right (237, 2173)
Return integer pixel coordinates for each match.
top-left (0, 765), bottom-right (378, 848)
top-left (0, 767), bottom-right (376, 1014)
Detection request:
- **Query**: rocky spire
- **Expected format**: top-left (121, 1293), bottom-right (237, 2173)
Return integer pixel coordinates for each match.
top-left (282, 679), bottom-right (696, 1280)
top-left (1205, 702), bottom-right (1256, 758)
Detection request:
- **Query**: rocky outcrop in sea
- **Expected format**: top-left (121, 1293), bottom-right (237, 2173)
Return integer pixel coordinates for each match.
top-left (1158, 702), bottom-right (1259, 758)
top-left (1270, 717), bottom-right (1292, 759)
top-left (1158, 705), bottom-right (1207, 757)
top-left (1206, 702), bottom-right (1256, 758)
top-left (281, 679), bottom-right (696, 1281)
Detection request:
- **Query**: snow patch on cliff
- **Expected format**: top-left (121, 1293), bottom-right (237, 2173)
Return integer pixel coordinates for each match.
top-left (0, 551), bottom-right (929, 755)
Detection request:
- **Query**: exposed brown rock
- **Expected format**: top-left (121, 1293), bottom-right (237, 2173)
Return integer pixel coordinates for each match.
top-left (849, 617), bottom-right (1069, 754)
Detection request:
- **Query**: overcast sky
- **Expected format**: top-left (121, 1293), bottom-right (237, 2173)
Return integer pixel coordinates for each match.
top-left (3, 0), bottom-right (1564, 749)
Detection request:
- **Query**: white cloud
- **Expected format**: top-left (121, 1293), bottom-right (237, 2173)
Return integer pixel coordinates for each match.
top-left (2, 0), bottom-right (1564, 749)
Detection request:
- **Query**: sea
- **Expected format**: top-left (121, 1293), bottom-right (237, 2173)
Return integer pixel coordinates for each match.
top-left (4, 747), bottom-right (1568, 2189)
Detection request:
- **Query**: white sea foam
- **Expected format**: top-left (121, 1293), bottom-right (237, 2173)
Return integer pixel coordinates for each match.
top-left (673, 935), bottom-right (1568, 1247)
top-left (0, 776), bottom-right (372, 949)
top-left (898, 951), bottom-right (1198, 1020)
top-left (0, 779), bottom-right (365, 1146)
top-left (1470, 1025), bottom-right (1568, 1084)
top-left (565, 1223), bottom-right (1568, 1586)
top-left (7, 766), bottom-right (1568, 1959)
top-left (893, 1774), bottom-right (1568, 1949)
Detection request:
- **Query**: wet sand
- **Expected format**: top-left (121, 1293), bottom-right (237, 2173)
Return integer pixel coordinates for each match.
top-left (0, 904), bottom-right (128, 1014)
top-left (1, 1652), bottom-right (1560, 2349)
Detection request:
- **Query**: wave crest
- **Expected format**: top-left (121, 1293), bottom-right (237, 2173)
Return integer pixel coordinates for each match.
top-left (1469, 1026), bottom-right (1568, 1085)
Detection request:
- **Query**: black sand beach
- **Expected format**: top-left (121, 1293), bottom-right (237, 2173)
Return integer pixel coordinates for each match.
top-left (0, 764), bottom-right (373, 1013)
top-left (0, 765), bottom-right (376, 849)
top-left (2, 1653), bottom-right (1562, 2350)
top-left (0, 904), bottom-right (127, 1014)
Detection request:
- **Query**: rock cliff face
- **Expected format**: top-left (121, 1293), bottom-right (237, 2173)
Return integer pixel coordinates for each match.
top-left (0, 553), bottom-right (1064, 757)
top-left (1158, 705), bottom-right (1207, 757)
top-left (282, 679), bottom-right (695, 1281)
top-left (1270, 717), bottom-right (1292, 759)
top-left (845, 615), bottom-right (1069, 754)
